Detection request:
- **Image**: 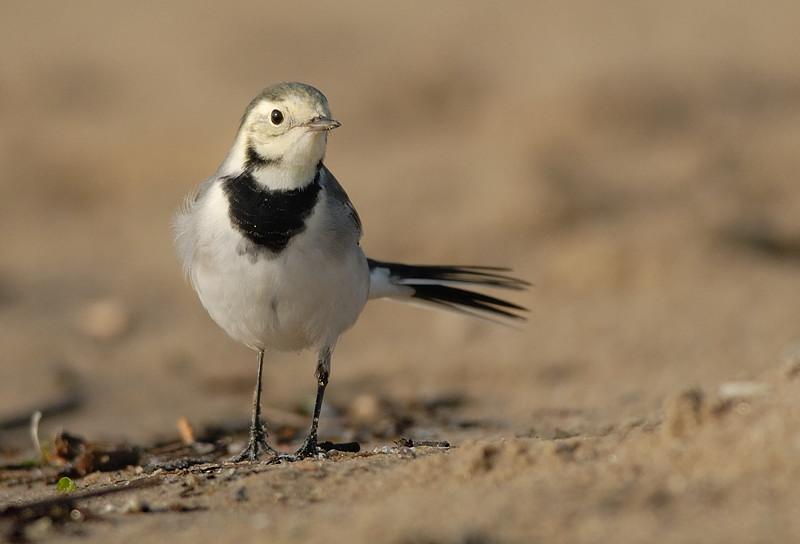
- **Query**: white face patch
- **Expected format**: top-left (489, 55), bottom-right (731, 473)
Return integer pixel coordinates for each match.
top-left (240, 97), bottom-right (331, 186)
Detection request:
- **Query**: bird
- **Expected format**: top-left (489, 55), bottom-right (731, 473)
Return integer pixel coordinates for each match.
top-left (173, 82), bottom-right (528, 461)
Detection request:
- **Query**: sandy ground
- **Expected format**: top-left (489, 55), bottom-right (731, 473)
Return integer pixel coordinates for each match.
top-left (2, 1), bottom-right (800, 542)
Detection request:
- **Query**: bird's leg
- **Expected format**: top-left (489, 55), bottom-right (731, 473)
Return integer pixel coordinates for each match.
top-left (294, 347), bottom-right (331, 459)
top-left (231, 349), bottom-right (277, 462)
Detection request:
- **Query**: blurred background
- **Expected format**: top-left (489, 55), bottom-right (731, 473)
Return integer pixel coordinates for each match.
top-left (1, 1), bottom-right (800, 450)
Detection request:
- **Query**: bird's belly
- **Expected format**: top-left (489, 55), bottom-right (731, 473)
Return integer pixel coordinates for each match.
top-left (192, 235), bottom-right (369, 352)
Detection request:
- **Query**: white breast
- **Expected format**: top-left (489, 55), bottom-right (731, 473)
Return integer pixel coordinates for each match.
top-left (180, 181), bottom-right (370, 352)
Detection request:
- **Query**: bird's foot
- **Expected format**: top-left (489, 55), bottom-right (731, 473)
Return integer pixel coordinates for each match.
top-left (292, 435), bottom-right (322, 460)
top-left (262, 440), bottom-right (322, 464)
top-left (229, 428), bottom-right (277, 462)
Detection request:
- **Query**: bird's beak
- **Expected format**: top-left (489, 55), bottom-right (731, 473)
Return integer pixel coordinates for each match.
top-left (303, 116), bottom-right (341, 132)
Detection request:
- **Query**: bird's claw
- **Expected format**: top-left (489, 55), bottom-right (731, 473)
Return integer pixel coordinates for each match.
top-left (292, 436), bottom-right (322, 460)
top-left (229, 431), bottom-right (277, 462)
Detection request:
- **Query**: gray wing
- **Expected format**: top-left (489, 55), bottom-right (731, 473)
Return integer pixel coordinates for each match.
top-left (319, 163), bottom-right (363, 239)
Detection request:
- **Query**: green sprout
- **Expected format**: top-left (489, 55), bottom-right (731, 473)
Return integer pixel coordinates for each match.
top-left (56, 477), bottom-right (78, 493)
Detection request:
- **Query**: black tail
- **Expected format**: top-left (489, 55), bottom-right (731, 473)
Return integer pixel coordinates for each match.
top-left (367, 259), bottom-right (529, 324)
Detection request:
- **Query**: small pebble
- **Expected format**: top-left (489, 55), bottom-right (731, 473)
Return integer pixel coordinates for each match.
top-left (235, 486), bottom-right (248, 501)
top-left (121, 497), bottom-right (149, 514)
top-left (717, 381), bottom-right (770, 400)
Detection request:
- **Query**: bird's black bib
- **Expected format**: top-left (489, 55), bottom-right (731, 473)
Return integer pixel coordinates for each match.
top-left (223, 169), bottom-right (321, 253)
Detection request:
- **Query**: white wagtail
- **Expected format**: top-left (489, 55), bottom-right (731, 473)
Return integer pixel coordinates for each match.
top-left (173, 82), bottom-right (528, 461)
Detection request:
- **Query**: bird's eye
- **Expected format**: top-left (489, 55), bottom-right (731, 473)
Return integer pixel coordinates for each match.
top-left (270, 109), bottom-right (284, 125)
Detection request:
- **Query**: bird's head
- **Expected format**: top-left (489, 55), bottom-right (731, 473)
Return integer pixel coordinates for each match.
top-left (229, 82), bottom-right (340, 188)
